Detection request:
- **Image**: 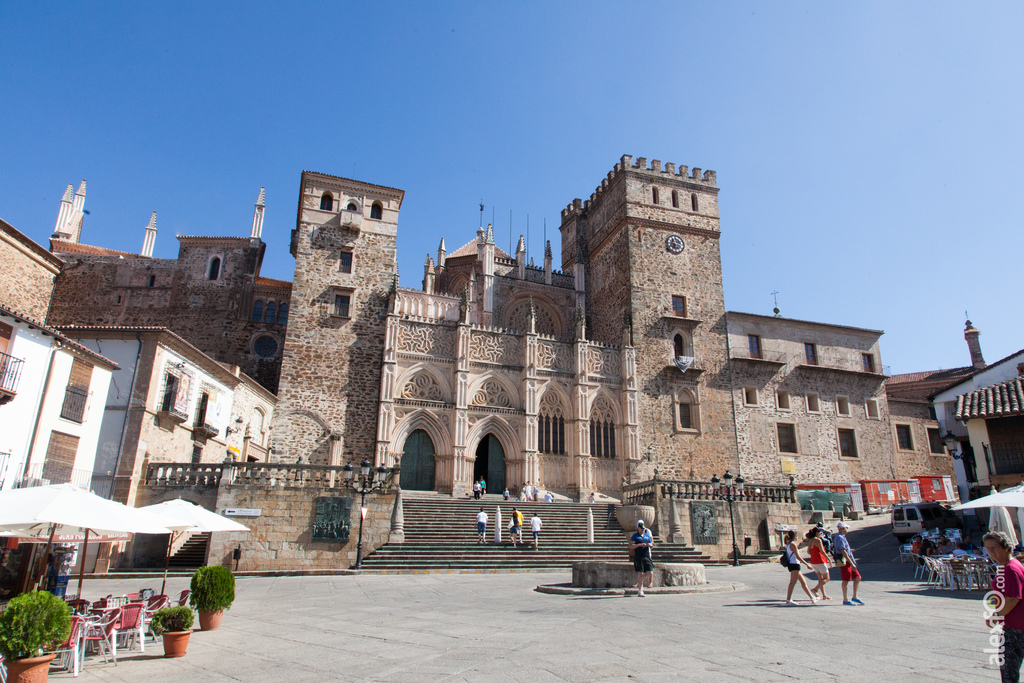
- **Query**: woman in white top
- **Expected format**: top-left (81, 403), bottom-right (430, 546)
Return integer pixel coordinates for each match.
top-left (783, 530), bottom-right (819, 605)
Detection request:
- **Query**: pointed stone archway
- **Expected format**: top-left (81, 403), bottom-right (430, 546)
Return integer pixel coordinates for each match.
top-left (473, 434), bottom-right (505, 493)
top-left (399, 429), bottom-right (436, 491)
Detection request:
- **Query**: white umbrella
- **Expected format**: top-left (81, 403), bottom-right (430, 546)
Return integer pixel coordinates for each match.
top-left (990, 506), bottom-right (1020, 548)
top-left (0, 483), bottom-right (186, 595)
top-left (139, 499), bottom-right (249, 593)
top-left (953, 486), bottom-right (1024, 511)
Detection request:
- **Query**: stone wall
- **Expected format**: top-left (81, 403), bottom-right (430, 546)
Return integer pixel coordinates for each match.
top-left (47, 236), bottom-right (287, 394)
top-left (272, 172), bottom-right (403, 466)
top-left (0, 219), bottom-right (61, 320)
top-left (654, 496), bottom-right (804, 559)
top-left (887, 397), bottom-right (955, 479)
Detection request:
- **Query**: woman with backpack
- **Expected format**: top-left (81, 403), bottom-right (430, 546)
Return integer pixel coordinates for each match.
top-left (782, 530), bottom-right (819, 605)
top-left (805, 527), bottom-right (832, 600)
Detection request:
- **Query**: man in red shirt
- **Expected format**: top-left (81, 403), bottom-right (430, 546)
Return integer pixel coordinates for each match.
top-left (984, 531), bottom-right (1024, 682)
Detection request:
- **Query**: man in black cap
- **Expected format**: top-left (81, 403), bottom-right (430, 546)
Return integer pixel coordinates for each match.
top-left (630, 519), bottom-right (654, 597)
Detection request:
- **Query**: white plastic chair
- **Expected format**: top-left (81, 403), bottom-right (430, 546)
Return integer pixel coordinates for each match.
top-left (49, 615), bottom-right (84, 677)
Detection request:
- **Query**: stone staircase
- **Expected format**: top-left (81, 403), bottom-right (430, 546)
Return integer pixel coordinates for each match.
top-left (168, 532), bottom-right (211, 569)
top-left (359, 492), bottom-right (711, 571)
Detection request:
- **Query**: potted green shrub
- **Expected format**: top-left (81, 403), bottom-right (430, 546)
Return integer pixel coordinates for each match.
top-left (150, 605), bottom-right (194, 658)
top-left (189, 565), bottom-right (235, 631)
top-left (0, 590), bottom-right (72, 681)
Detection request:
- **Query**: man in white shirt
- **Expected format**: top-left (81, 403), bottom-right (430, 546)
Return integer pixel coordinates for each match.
top-left (530, 513), bottom-right (543, 550)
top-left (476, 507), bottom-right (488, 544)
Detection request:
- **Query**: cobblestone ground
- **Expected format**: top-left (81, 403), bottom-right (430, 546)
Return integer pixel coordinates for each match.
top-left (65, 517), bottom-right (997, 682)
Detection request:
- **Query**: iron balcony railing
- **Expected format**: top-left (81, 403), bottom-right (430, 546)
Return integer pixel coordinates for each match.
top-left (0, 351), bottom-right (25, 396)
top-left (15, 462), bottom-right (94, 490)
top-left (60, 385), bottom-right (88, 423)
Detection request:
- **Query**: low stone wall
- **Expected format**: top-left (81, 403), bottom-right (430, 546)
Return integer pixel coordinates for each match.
top-left (129, 463), bottom-right (397, 572)
top-left (654, 497), bottom-right (804, 560)
top-left (572, 561), bottom-right (706, 588)
top-left (208, 485), bottom-right (394, 572)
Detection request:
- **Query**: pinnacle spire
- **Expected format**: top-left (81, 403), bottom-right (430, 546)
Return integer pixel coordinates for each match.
top-left (76, 180), bottom-right (86, 196)
top-left (146, 211), bottom-right (157, 229)
top-left (61, 184), bottom-right (73, 202)
top-left (545, 240), bottom-right (552, 258)
top-left (516, 235), bottom-right (525, 253)
top-left (438, 238), bottom-right (446, 251)
top-left (485, 224), bottom-right (494, 244)
top-left (256, 187), bottom-right (265, 207)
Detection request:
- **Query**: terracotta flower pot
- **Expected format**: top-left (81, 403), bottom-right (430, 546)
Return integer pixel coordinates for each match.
top-left (6, 653), bottom-right (56, 682)
top-left (161, 630), bottom-right (192, 658)
top-left (198, 609), bottom-right (224, 631)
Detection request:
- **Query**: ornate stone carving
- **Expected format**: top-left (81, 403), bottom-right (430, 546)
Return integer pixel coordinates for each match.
top-left (504, 299), bottom-right (558, 336)
top-left (471, 379), bottom-right (515, 409)
top-left (537, 341), bottom-right (572, 372)
top-left (539, 390), bottom-right (565, 417)
top-left (469, 331), bottom-right (522, 364)
top-left (398, 322), bottom-right (454, 357)
top-left (401, 372), bottom-right (445, 402)
top-left (690, 501), bottom-right (718, 545)
top-left (588, 348), bottom-right (621, 376)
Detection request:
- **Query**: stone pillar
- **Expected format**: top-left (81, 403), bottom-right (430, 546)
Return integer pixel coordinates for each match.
top-left (389, 487), bottom-right (405, 543)
top-left (587, 508), bottom-right (594, 543)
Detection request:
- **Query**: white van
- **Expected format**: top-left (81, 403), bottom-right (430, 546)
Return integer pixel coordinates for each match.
top-left (891, 503), bottom-right (961, 542)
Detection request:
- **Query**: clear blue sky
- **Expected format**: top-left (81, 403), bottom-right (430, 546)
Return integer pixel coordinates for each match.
top-left (2, 2), bottom-right (1021, 375)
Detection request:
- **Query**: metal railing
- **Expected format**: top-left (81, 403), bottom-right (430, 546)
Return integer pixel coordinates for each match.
top-left (60, 385), bottom-right (88, 423)
top-left (15, 463), bottom-right (94, 490)
top-left (0, 352), bottom-right (25, 395)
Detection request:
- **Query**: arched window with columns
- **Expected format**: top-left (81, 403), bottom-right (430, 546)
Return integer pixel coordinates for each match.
top-left (538, 392), bottom-right (566, 455)
top-left (589, 395), bottom-right (617, 459)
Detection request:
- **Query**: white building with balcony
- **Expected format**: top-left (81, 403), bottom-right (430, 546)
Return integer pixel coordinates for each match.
top-left (0, 305), bottom-right (117, 490)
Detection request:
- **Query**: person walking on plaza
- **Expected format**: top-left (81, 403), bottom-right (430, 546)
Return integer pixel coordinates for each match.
top-left (530, 513), bottom-right (543, 550)
top-left (782, 530), bottom-right (818, 605)
top-left (984, 530), bottom-right (1024, 683)
top-left (805, 527), bottom-right (832, 600)
top-left (476, 507), bottom-right (488, 543)
top-left (834, 521), bottom-right (864, 605)
top-left (473, 480), bottom-right (481, 500)
top-left (630, 520), bottom-right (654, 597)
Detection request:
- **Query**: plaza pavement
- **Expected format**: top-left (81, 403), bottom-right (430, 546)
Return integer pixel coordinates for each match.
top-left (65, 517), bottom-right (997, 682)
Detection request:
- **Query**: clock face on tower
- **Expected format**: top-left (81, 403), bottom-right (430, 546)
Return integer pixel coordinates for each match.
top-left (665, 235), bottom-right (685, 254)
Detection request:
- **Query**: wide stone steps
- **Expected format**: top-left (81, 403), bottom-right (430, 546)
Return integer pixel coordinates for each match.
top-left (359, 495), bottom-right (712, 571)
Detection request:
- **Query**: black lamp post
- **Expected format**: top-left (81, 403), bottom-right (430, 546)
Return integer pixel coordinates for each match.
top-left (711, 470), bottom-right (745, 567)
top-left (342, 458), bottom-right (391, 569)
top-left (943, 432), bottom-right (962, 460)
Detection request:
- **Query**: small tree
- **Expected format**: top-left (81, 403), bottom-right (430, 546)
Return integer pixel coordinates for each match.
top-left (0, 591), bottom-right (72, 661)
top-left (150, 606), bottom-right (194, 634)
top-left (189, 565), bottom-right (235, 612)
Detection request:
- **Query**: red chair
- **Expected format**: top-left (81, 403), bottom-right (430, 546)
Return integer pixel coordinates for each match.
top-left (83, 607), bottom-right (121, 665)
top-left (143, 595), bottom-right (170, 643)
top-left (49, 614), bottom-right (84, 677)
top-left (66, 598), bottom-right (90, 615)
top-left (115, 603), bottom-right (146, 653)
top-left (126, 592), bottom-right (140, 601)
top-left (176, 589), bottom-right (190, 606)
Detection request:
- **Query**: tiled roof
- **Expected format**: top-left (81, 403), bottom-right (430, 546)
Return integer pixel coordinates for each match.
top-left (887, 367), bottom-right (975, 385)
top-left (0, 305), bottom-right (118, 369)
top-left (255, 276), bottom-right (293, 289)
top-left (448, 238), bottom-right (512, 260)
top-left (725, 311), bottom-right (883, 335)
top-left (302, 170), bottom-right (405, 196)
top-left (50, 240), bottom-right (141, 258)
top-left (885, 366), bottom-right (976, 401)
top-left (957, 376), bottom-right (1024, 420)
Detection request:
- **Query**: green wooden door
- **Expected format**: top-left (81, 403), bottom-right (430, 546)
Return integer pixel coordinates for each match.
top-left (400, 430), bottom-right (436, 491)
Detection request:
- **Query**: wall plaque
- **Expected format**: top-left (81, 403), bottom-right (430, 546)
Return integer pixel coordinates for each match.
top-left (312, 496), bottom-right (352, 543)
top-left (690, 501), bottom-right (718, 545)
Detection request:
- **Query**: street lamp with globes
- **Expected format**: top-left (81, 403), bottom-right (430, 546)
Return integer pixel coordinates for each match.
top-left (711, 469), bottom-right (745, 567)
top-left (342, 458), bottom-right (391, 569)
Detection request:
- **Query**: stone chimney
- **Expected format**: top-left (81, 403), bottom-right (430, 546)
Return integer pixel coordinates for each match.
top-left (965, 319), bottom-right (986, 370)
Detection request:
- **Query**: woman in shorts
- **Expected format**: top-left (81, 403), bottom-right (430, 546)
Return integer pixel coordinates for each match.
top-left (805, 527), bottom-right (832, 600)
top-left (783, 530), bottom-right (818, 605)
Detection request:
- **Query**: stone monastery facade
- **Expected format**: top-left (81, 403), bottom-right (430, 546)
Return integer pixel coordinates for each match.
top-left (269, 156), bottom-right (952, 499)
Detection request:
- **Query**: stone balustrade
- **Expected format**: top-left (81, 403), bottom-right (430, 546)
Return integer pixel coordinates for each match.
top-left (145, 462), bottom-right (360, 489)
top-left (623, 478), bottom-right (796, 505)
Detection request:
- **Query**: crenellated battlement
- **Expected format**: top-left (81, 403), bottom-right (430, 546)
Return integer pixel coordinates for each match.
top-left (561, 154), bottom-right (717, 220)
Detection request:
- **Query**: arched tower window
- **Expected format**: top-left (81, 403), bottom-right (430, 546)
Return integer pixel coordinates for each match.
top-left (265, 301), bottom-right (277, 323)
top-left (346, 201), bottom-right (358, 211)
top-left (672, 331), bottom-right (693, 359)
top-left (674, 334), bottom-right (685, 358)
top-left (676, 388), bottom-right (700, 432)
top-left (277, 303), bottom-right (289, 324)
top-left (320, 192), bottom-right (334, 211)
top-left (370, 202), bottom-right (383, 220)
top-left (589, 396), bottom-right (617, 459)
top-left (538, 392), bottom-right (566, 455)
top-left (208, 257), bottom-right (221, 280)
top-left (251, 300), bottom-right (263, 322)
top-left (671, 190), bottom-right (679, 208)
top-left (652, 187), bottom-right (659, 204)
top-left (691, 193), bottom-right (698, 211)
